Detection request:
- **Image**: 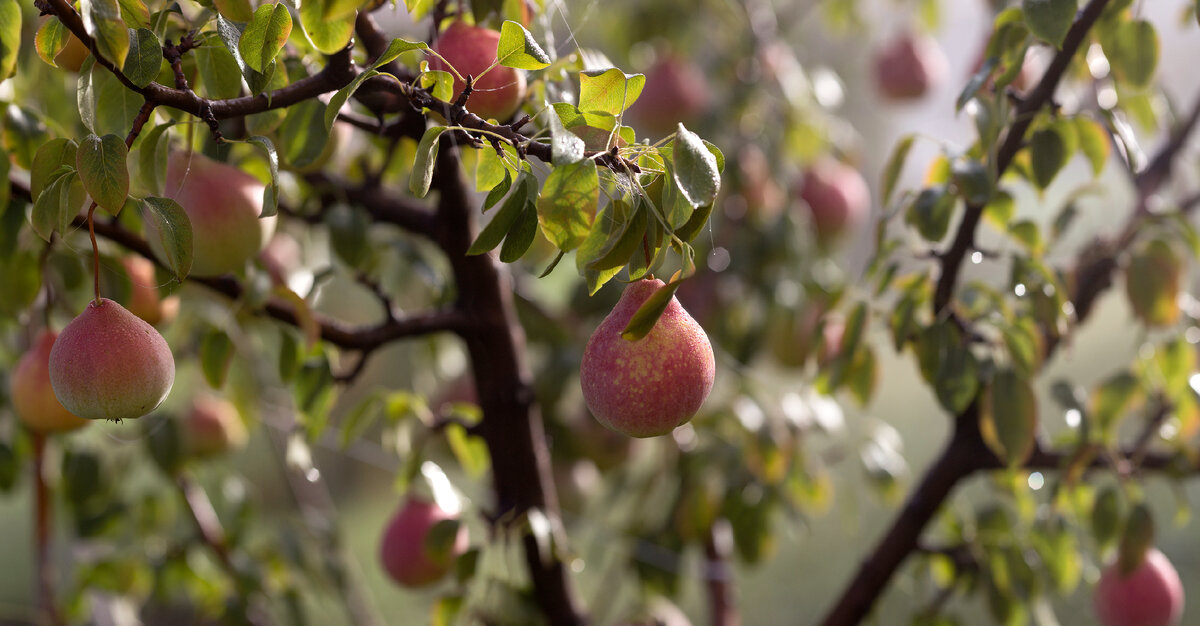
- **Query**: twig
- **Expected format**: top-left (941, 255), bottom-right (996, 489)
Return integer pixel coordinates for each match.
top-left (704, 521), bottom-right (740, 626)
top-left (32, 434), bottom-right (61, 626)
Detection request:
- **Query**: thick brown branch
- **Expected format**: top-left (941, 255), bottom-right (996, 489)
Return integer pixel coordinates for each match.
top-left (932, 0), bottom-right (1112, 314)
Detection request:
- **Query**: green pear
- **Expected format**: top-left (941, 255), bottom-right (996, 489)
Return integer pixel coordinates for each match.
top-left (580, 278), bottom-right (715, 438)
top-left (49, 298), bottom-right (175, 421)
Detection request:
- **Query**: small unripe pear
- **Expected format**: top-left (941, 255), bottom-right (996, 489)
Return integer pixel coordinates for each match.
top-left (379, 497), bottom-right (468, 588)
top-left (183, 394), bottom-right (247, 458)
top-left (49, 298), bottom-right (175, 421)
top-left (1094, 547), bottom-right (1184, 626)
top-left (580, 279), bottom-right (715, 438)
top-left (155, 151), bottom-right (275, 277)
top-left (873, 32), bottom-right (948, 101)
top-left (795, 158), bottom-right (870, 247)
top-left (431, 22), bottom-right (527, 121)
top-left (10, 330), bottom-right (89, 433)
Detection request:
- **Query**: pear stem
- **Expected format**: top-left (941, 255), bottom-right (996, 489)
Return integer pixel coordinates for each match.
top-left (32, 433), bottom-right (61, 626)
top-left (87, 202), bottom-right (100, 306)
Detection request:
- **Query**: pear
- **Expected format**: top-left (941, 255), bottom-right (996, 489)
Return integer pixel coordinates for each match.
top-left (49, 298), bottom-right (175, 421)
top-left (379, 497), bottom-right (468, 588)
top-left (1094, 547), bottom-right (1184, 626)
top-left (183, 394), bottom-right (248, 458)
top-left (153, 151), bottom-right (275, 277)
top-left (10, 330), bottom-right (89, 433)
top-left (430, 22), bottom-right (526, 121)
top-left (580, 278), bottom-right (715, 437)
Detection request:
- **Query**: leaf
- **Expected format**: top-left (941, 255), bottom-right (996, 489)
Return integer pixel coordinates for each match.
top-left (1117, 503), bottom-right (1154, 576)
top-left (279, 98), bottom-right (330, 168)
top-left (621, 279), bottom-right (683, 340)
top-left (410, 126), bottom-right (446, 198)
top-left (881, 134), bottom-right (915, 207)
top-left (31, 172), bottom-right (75, 241)
top-left (194, 45), bottom-right (244, 99)
top-left (35, 18), bottom-right (70, 68)
top-left (0, 0), bottom-right (19, 79)
top-left (904, 187), bottom-right (955, 242)
top-left (671, 124), bottom-right (720, 207)
top-left (372, 38), bottom-right (428, 67)
top-left (31, 138), bottom-right (78, 199)
top-left (1106, 20), bottom-right (1159, 90)
top-left (76, 134), bottom-right (130, 216)
top-left (138, 196), bottom-right (193, 280)
top-left (547, 105), bottom-right (585, 166)
top-left (1029, 127), bottom-right (1069, 190)
top-left (536, 158), bottom-right (598, 251)
top-left (1091, 487), bottom-right (1122, 552)
top-left (1074, 116), bottom-right (1110, 176)
top-left (980, 369), bottom-right (1038, 466)
top-left (445, 424), bottom-right (490, 478)
top-left (244, 135), bottom-right (280, 218)
top-left (80, 0), bottom-right (130, 68)
top-left (122, 28), bottom-right (163, 88)
top-left (1090, 371), bottom-right (1141, 439)
top-left (240, 3), bottom-right (292, 74)
top-left (578, 67), bottom-right (646, 115)
top-left (1022, 0), bottom-right (1077, 48)
top-left (136, 121), bottom-right (174, 195)
top-left (467, 174), bottom-right (531, 255)
top-left (116, 0), bottom-right (149, 28)
top-left (200, 330), bottom-right (235, 389)
top-left (81, 60), bottom-right (144, 137)
top-left (325, 70), bottom-right (380, 131)
top-left (214, 0), bottom-right (253, 21)
top-left (499, 203), bottom-right (539, 263)
top-left (496, 20), bottom-right (550, 70)
top-left (1125, 239), bottom-right (1181, 327)
top-left (299, 0), bottom-right (355, 55)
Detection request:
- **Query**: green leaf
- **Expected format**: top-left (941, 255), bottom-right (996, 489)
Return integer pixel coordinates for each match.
top-left (445, 424), bottom-right (490, 478)
top-left (980, 369), bottom-right (1038, 466)
top-left (138, 196), bottom-right (193, 280)
top-left (496, 20), bottom-right (550, 70)
top-left (214, 0), bottom-right (253, 21)
top-left (475, 147), bottom-right (508, 193)
top-left (1074, 116), bottom-right (1110, 176)
top-left (1117, 503), bottom-right (1154, 576)
top-left (0, 0), bottom-right (19, 79)
top-left (536, 158), bottom-right (598, 251)
top-left (1125, 239), bottom-right (1180, 327)
top-left (1029, 127), bottom-right (1068, 190)
top-left (122, 28), bottom-right (163, 88)
top-left (76, 134), bottom-right (130, 216)
top-left (499, 203), bottom-right (539, 263)
top-left (31, 172), bottom-right (76, 241)
top-left (240, 3), bottom-right (292, 74)
top-left (194, 45), bottom-right (244, 99)
top-left (82, 62), bottom-right (144, 137)
top-left (1106, 20), bottom-right (1158, 90)
top-left (200, 330), bottom-right (235, 389)
top-left (1022, 0), bottom-right (1076, 48)
top-left (244, 135), bottom-right (280, 218)
top-left (881, 134), bottom-right (915, 207)
top-left (81, 0), bottom-right (130, 68)
top-left (547, 105), bottom-right (585, 166)
top-left (410, 126), bottom-right (446, 198)
top-left (578, 67), bottom-right (646, 115)
top-left (589, 198), bottom-right (648, 272)
top-left (621, 279), bottom-right (683, 340)
top-left (952, 158), bottom-right (992, 206)
top-left (35, 18), bottom-right (70, 68)
top-left (904, 187), bottom-right (955, 242)
top-left (299, 0), bottom-right (355, 55)
top-left (1090, 370), bottom-right (1141, 439)
top-left (116, 0), bottom-right (149, 28)
top-left (136, 122), bottom-right (174, 195)
top-left (1091, 487), bottom-right (1122, 552)
top-left (671, 125), bottom-right (720, 208)
top-left (325, 70), bottom-right (379, 131)
top-left (372, 38), bottom-right (428, 67)
top-left (1008, 219), bottom-right (1043, 255)
top-left (467, 174), bottom-right (531, 255)
top-left (279, 98), bottom-right (330, 168)
top-left (32, 138), bottom-right (78, 200)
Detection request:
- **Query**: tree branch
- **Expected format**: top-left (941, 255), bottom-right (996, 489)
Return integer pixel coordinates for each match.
top-left (932, 0), bottom-right (1113, 314)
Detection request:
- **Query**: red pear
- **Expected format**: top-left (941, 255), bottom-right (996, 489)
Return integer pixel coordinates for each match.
top-left (10, 330), bottom-right (89, 433)
top-left (430, 22), bottom-right (526, 121)
top-left (183, 394), bottom-right (248, 458)
top-left (49, 298), bottom-right (175, 421)
top-left (873, 32), bottom-right (948, 101)
top-left (156, 151), bottom-right (275, 277)
top-left (1094, 547), bottom-right (1184, 626)
top-left (121, 256), bottom-right (178, 326)
top-left (580, 278), bottom-right (715, 438)
top-left (795, 158), bottom-right (870, 247)
top-left (628, 55), bottom-right (711, 138)
top-left (379, 497), bottom-right (468, 588)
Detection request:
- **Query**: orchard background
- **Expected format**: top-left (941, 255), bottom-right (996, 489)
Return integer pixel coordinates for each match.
top-left (2, 0), bottom-right (1200, 624)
